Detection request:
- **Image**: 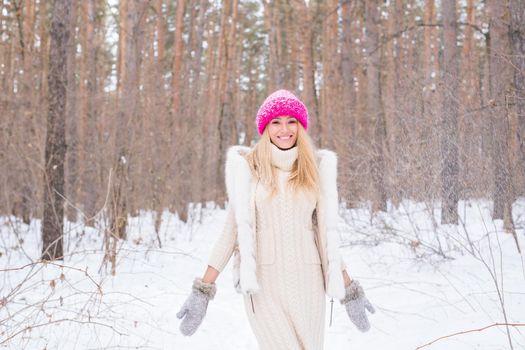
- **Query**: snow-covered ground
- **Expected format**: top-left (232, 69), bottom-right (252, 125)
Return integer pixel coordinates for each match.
top-left (1, 199), bottom-right (524, 349)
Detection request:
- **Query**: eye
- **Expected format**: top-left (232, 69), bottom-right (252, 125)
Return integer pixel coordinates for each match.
top-left (288, 119), bottom-right (297, 124)
top-left (271, 120), bottom-right (280, 124)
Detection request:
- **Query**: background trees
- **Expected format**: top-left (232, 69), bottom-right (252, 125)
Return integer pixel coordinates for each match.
top-left (0, 0), bottom-right (523, 241)
top-left (41, 0), bottom-right (70, 260)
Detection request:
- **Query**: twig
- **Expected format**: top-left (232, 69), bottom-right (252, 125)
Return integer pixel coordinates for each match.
top-left (0, 261), bottom-right (102, 293)
top-left (415, 323), bottom-right (525, 349)
top-left (1, 318), bottom-right (127, 345)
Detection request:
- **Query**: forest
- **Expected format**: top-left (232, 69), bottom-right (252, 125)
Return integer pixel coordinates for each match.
top-left (0, 0), bottom-right (524, 349)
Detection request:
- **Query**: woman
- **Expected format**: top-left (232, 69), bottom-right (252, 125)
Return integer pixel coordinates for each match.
top-left (176, 89), bottom-right (375, 349)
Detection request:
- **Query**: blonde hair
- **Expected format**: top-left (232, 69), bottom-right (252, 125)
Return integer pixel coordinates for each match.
top-left (245, 123), bottom-right (320, 199)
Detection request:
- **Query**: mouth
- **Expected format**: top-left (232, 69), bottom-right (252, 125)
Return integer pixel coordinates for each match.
top-left (278, 135), bottom-right (293, 140)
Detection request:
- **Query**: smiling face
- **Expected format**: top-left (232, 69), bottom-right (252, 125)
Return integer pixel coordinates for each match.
top-left (267, 116), bottom-right (299, 150)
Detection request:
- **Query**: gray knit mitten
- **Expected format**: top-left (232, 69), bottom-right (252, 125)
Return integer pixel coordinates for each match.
top-left (176, 277), bottom-right (217, 336)
top-left (340, 280), bottom-right (375, 332)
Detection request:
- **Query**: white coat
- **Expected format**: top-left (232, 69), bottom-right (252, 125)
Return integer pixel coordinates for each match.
top-left (224, 145), bottom-right (347, 301)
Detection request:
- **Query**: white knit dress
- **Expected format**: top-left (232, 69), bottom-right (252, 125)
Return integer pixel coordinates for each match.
top-left (208, 144), bottom-right (326, 350)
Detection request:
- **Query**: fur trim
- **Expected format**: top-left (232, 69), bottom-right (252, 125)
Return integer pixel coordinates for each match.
top-left (225, 146), bottom-right (259, 294)
top-left (192, 277), bottom-right (217, 300)
top-left (317, 150), bottom-right (340, 230)
top-left (317, 150), bottom-right (346, 300)
top-left (325, 229), bottom-right (346, 300)
top-left (224, 145), bottom-right (345, 299)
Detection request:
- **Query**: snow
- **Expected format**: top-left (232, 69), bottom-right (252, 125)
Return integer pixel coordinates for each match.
top-left (1, 199), bottom-right (524, 349)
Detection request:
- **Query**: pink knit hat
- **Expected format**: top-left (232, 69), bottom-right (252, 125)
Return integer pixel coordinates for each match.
top-left (255, 89), bottom-right (309, 135)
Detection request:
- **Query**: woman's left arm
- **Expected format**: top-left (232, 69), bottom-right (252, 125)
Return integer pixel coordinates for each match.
top-left (342, 269), bottom-right (352, 288)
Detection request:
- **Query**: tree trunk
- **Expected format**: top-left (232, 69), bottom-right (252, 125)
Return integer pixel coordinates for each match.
top-left (65, 0), bottom-right (78, 222)
top-left (39, 0), bottom-right (49, 115)
top-left (292, 0), bottom-right (319, 144)
top-left (148, 0), bottom-right (167, 217)
top-left (459, 0), bottom-right (482, 197)
top-left (421, 0), bottom-right (440, 200)
top-left (285, 2), bottom-right (298, 90)
top-left (339, 0), bottom-right (363, 206)
top-left (18, 0), bottom-right (36, 224)
top-left (155, 0), bottom-right (166, 68)
top-left (0, 0), bottom-right (8, 117)
top-left (390, 0), bottom-right (405, 205)
top-left (487, 0), bottom-right (513, 223)
top-left (172, 0), bottom-right (185, 119)
top-left (216, 0), bottom-right (239, 207)
top-left (79, 0), bottom-right (99, 225)
top-left (341, 0), bottom-right (356, 141)
top-left (509, 0), bottom-right (525, 180)
top-left (171, 0), bottom-right (189, 221)
top-left (202, 9), bottom-right (220, 203)
top-left (320, 0), bottom-right (338, 150)
top-left (440, 0), bottom-right (459, 224)
top-left (190, 0), bottom-right (209, 203)
top-left (117, 0), bottom-right (128, 92)
top-left (365, 1), bottom-right (387, 212)
top-left (263, 0), bottom-right (278, 92)
top-left (42, 0), bottom-right (71, 260)
top-left (110, 0), bottom-right (146, 239)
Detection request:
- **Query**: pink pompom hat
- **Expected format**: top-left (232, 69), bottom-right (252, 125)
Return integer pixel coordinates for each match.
top-left (255, 89), bottom-right (309, 135)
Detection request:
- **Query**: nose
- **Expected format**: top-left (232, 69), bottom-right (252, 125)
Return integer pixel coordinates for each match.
top-left (280, 122), bottom-right (290, 132)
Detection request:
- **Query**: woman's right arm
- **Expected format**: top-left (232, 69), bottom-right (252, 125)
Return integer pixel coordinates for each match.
top-left (203, 205), bottom-right (238, 284)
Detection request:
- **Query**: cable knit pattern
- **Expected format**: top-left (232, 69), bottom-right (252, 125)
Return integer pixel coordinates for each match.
top-left (255, 89), bottom-right (309, 135)
top-left (216, 144), bottom-right (348, 299)
top-left (206, 144), bottom-right (351, 349)
top-left (240, 144), bottom-right (325, 350)
top-left (207, 206), bottom-right (238, 273)
top-left (270, 143), bottom-right (298, 171)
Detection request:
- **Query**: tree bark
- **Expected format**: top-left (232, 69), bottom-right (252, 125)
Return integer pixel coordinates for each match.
top-left (341, 0), bottom-right (356, 142)
top-left (365, 1), bottom-right (387, 212)
top-left (263, 0), bottom-right (279, 92)
top-left (487, 0), bottom-right (513, 222)
top-left (155, 0), bottom-right (166, 68)
top-left (202, 8), bottom-right (220, 203)
top-left (320, 0), bottom-right (338, 150)
top-left (459, 0), bottom-right (482, 197)
top-left (42, 0), bottom-right (71, 260)
top-left (421, 0), bottom-right (441, 200)
top-left (39, 0), bottom-right (49, 115)
top-left (172, 0), bottom-right (189, 220)
top-left (189, 0), bottom-right (208, 203)
top-left (216, 0), bottom-right (239, 206)
top-left (18, 0), bottom-right (36, 224)
top-left (441, 0), bottom-right (459, 224)
top-left (78, 0), bottom-right (99, 225)
top-left (172, 0), bottom-right (185, 119)
top-left (110, 0), bottom-right (146, 239)
top-left (509, 0), bottom-right (525, 180)
top-left (65, 0), bottom-right (78, 222)
top-left (292, 0), bottom-right (319, 144)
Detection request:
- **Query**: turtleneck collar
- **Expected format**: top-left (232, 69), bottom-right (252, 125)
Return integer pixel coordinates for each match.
top-left (271, 143), bottom-right (298, 171)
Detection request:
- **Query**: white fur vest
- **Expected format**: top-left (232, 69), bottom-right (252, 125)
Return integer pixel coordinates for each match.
top-left (225, 145), bottom-right (346, 301)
